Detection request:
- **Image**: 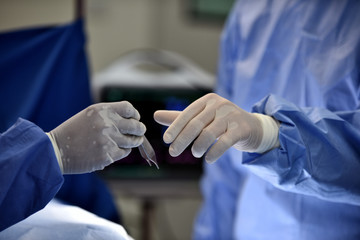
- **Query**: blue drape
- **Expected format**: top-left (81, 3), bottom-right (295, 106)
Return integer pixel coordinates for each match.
top-left (0, 20), bottom-right (92, 132)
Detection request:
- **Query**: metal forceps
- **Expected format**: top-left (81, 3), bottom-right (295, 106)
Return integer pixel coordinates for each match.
top-left (138, 136), bottom-right (159, 169)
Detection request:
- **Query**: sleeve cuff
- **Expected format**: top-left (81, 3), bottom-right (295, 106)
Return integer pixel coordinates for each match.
top-left (46, 132), bottom-right (63, 174)
top-left (252, 113), bottom-right (280, 153)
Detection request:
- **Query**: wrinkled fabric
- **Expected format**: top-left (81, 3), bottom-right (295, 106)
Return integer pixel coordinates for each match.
top-left (193, 0), bottom-right (360, 239)
top-left (0, 119), bottom-right (64, 231)
top-left (0, 199), bottom-right (133, 240)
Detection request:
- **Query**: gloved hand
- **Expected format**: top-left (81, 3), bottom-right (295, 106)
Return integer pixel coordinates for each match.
top-left (154, 93), bottom-right (279, 163)
top-left (47, 101), bottom-right (146, 174)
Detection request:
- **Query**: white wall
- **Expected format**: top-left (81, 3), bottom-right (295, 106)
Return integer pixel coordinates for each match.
top-left (0, 0), bottom-right (223, 74)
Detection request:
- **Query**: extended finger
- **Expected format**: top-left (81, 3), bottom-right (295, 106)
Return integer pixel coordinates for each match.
top-left (169, 108), bottom-right (215, 157)
top-left (191, 118), bottom-right (227, 158)
top-left (163, 98), bottom-right (206, 144)
top-left (205, 131), bottom-right (237, 163)
top-left (154, 110), bottom-right (181, 126)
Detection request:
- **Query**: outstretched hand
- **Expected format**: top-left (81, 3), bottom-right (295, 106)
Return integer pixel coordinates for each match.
top-left (154, 93), bottom-right (265, 163)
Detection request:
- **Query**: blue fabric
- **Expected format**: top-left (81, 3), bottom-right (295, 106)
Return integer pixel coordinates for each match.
top-left (0, 119), bottom-right (64, 231)
top-left (0, 20), bottom-right (92, 132)
top-left (0, 20), bottom-right (121, 226)
top-left (193, 0), bottom-right (360, 239)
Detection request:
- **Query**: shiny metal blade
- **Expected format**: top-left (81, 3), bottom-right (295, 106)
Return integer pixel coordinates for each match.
top-left (138, 136), bottom-right (159, 169)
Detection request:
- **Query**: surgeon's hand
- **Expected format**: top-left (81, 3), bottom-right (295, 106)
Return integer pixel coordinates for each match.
top-left (47, 102), bottom-right (146, 174)
top-left (154, 93), bottom-right (279, 163)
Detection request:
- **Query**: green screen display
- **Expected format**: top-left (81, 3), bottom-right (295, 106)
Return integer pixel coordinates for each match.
top-left (189, 0), bottom-right (235, 21)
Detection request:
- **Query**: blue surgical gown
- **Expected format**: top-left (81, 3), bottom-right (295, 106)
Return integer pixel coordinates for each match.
top-left (0, 19), bottom-right (122, 225)
top-left (0, 119), bottom-right (64, 231)
top-left (193, 0), bottom-right (360, 239)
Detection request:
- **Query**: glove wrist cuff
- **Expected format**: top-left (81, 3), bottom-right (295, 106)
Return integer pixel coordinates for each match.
top-left (46, 132), bottom-right (64, 173)
top-left (252, 113), bottom-right (280, 153)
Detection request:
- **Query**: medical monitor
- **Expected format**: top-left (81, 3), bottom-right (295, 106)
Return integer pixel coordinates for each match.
top-left (99, 87), bottom-right (210, 180)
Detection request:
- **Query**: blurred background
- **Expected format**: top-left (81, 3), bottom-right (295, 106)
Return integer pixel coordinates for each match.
top-left (0, 0), bottom-right (226, 74)
top-left (0, 0), bottom-right (233, 239)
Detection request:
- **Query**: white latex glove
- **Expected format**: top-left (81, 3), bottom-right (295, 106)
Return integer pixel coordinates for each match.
top-left (154, 93), bottom-right (279, 163)
top-left (47, 101), bottom-right (146, 174)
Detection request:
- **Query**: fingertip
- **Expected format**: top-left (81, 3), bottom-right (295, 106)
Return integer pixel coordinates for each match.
top-left (153, 110), bottom-right (181, 126)
top-left (153, 110), bottom-right (165, 123)
top-left (205, 159), bottom-right (215, 164)
top-left (153, 110), bottom-right (160, 120)
top-left (163, 132), bottom-right (173, 144)
top-left (136, 136), bottom-right (145, 147)
top-left (139, 122), bottom-right (147, 135)
top-left (131, 136), bottom-right (145, 148)
top-left (191, 145), bottom-right (204, 158)
top-left (130, 105), bottom-right (140, 120)
top-left (122, 101), bottom-right (140, 120)
top-left (204, 155), bottom-right (217, 164)
top-left (134, 109), bottom-right (141, 120)
top-left (169, 145), bottom-right (180, 157)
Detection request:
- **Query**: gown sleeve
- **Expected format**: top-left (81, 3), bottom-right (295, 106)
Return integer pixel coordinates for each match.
top-left (0, 118), bottom-right (64, 231)
top-left (243, 94), bottom-right (360, 206)
top-left (193, 153), bottom-right (247, 240)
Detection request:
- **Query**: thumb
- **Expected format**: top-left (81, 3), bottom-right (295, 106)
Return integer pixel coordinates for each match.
top-left (154, 110), bottom-right (181, 126)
